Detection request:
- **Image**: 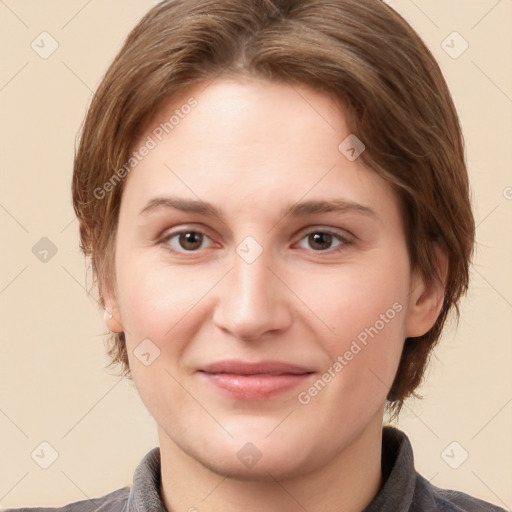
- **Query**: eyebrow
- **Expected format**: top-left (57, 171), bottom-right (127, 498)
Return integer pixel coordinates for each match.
top-left (139, 196), bottom-right (378, 221)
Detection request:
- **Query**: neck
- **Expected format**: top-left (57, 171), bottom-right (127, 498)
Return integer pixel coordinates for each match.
top-left (159, 413), bottom-right (384, 512)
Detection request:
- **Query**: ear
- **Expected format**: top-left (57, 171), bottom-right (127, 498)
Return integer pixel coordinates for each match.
top-left (405, 244), bottom-right (448, 338)
top-left (101, 279), bottom-right (124, 334)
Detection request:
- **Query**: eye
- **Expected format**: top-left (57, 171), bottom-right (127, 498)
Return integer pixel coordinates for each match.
top-left (297, 230), bottom-right (350, 251)
top-left (163, 230), bottom-right (213, 252)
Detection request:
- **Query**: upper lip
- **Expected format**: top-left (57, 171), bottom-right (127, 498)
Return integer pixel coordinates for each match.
top-left (198, 360), bottom-right (315, 376)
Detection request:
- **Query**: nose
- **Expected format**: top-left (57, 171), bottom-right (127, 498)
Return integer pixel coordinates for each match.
top-left (212, 251), bottom-right (293, 341)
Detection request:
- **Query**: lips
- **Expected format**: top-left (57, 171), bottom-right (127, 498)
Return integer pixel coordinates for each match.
top-left (197, 360), bottom-right (315, 400)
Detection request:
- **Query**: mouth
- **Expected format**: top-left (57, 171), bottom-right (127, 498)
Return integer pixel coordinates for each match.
top-left (197, 360), bottom-right (316, 400)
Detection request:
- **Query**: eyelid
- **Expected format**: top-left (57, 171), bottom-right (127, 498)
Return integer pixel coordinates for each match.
top-left (159, 223), bottom-right (214, 239)
top-left (296, 225), bottom-right (354, 242)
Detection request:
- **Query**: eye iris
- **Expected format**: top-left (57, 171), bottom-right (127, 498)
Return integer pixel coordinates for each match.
top-left (309, 232), bottom-right (332, 250)
top-left (179, 232), bottom-right (203, 250)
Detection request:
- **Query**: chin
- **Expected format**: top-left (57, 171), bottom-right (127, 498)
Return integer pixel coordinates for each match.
top-left (168, 419), bottom-right (330, 482)
top-left (196, 445), bottom-right (315, 482)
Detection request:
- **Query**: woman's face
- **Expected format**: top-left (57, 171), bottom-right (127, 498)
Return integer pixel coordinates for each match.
top-left (107, 77), bottom-right (433, 479)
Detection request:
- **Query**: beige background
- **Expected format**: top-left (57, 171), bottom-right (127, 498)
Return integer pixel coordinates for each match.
top-left (1, 0), bottom-right (511, 509)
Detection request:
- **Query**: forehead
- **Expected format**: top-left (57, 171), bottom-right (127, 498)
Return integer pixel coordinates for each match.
top-left (123, 78), bottom-right (398, 220)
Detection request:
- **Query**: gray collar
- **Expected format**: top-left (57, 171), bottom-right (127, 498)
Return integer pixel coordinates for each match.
top-left (124, 427), bottom-right (503, 512)
top-left (126, 427), bottom-right (417, 512)
top-left (127, 447), bottom-right (166, 511)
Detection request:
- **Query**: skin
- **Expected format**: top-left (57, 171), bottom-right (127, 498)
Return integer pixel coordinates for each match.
top-left (104, 77), bottom-right (445, 512)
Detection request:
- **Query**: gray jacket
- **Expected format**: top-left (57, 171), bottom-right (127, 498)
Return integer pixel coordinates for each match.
top-left (3, 427), bottom-right (507, 511)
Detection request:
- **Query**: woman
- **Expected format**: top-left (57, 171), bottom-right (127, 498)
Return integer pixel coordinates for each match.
top-left (6, 0), bottom-right (505, 510)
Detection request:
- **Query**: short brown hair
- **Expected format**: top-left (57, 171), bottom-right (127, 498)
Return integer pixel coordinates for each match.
top-left (72, 0), bottom-right (475, 414)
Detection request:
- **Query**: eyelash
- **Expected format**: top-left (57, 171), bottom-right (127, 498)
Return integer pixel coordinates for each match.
top-left (159, 227), bottom-right (353, 255)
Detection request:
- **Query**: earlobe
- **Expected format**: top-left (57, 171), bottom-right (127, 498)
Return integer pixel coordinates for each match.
top-left (104, 306), bottom-right (124, 333)
top-left (405, 244), bottom-right (448, 338)
top-left (102, 284), bottom-right (124, 333)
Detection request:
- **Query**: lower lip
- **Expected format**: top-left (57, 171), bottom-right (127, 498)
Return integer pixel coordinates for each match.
top-left (199, 372), bottom-right (313, 400)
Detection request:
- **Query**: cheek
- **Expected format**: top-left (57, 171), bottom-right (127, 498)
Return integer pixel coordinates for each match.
top-left (115, 251), bottom-right (227, 357)
top-left (115, 263), bottom-right (224, 450)
top-left (297, 257), bottom-right (407, 339)
top-left (115, 254), bottom-right (213, 412)
top-left (291, 254), bottom-right (409, 392)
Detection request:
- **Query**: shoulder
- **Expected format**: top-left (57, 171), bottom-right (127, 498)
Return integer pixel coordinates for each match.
top-left (414, 473), bottom-right (507, 512)
top-left (377, 427), bottom-right (506, 512)
top-left (1, 487), bottom-right (129, 512)
top-left (1, 447), bottom-right (162, 512)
